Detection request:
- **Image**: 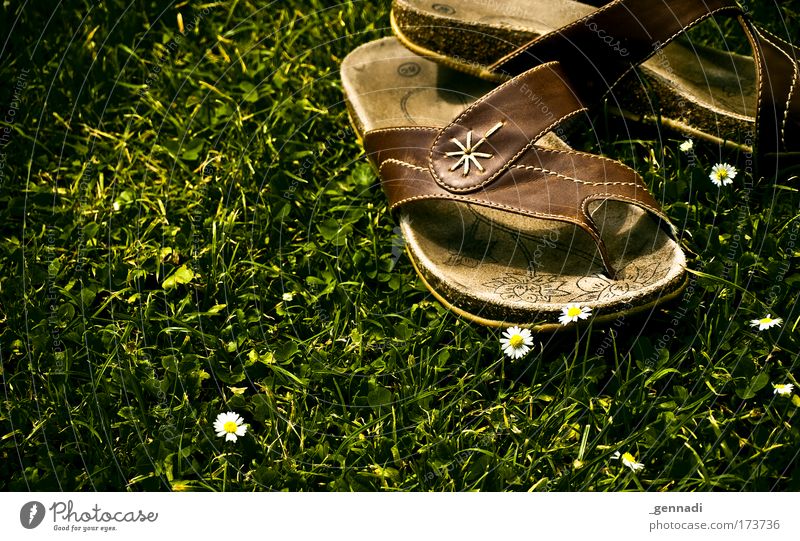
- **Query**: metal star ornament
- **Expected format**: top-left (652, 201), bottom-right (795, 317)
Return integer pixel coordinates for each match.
top-left (446, 121), bottom-right (503, 176)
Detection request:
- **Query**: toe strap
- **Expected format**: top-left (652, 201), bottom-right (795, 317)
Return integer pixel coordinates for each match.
top-left (377, 147), bottom-right (675, 279)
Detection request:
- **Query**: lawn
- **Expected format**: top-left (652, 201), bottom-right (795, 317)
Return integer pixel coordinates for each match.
top-left (1, 0), bottom-right (799, 491)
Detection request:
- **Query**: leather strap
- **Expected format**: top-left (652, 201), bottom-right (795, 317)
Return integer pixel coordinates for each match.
top-left (378, 149), bottom-right (673, 278)
top-left (364, 62), bottom-right (677, 279)
top-left (740, 22), bottom-right (800, 173)
top-left (485, 0), bottom-right (799, 172)
top-left (428, 61), bottom-right (586, 192)
top-left (491, 0), bottom-right (743, 100)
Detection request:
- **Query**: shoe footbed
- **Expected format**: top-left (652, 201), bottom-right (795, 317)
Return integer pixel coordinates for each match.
top-left (341, 37), bottom-right (686, 326)
top-left (393, 0), bottom-right (757, 148)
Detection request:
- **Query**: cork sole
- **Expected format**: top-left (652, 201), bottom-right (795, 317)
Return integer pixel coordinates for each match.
top-left (392, 0), bottom-right (757, 151)
top-left (341, 37), bottom-right (687, 328)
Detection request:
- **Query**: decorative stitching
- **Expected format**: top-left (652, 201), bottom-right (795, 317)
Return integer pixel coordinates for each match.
top-left (525, 146), bottom-right (639, 173)
top-left (380, 158), bottom-right (428, 174)
top-left (782, 68), bottom-right (799, 148)
top-left (754, 26), bottom-right (799, 148)
top-left (756, 25), bottom-right (800, 51)
top-left (511, 164), bottom-right (639, 186)
top-left (742, 19), bottom-right (765, 154)
top-left (366, 126), bottom-right (440, 135)
top-left (517, 147), bottom-right (657, 197)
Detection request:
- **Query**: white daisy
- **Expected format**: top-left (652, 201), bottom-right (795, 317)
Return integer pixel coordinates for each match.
top-left (612, 451), bottom-right (644, 471)
top-left (282, 292), bottom-right (294, 302)
top-left (559, 303), bottom-right (592, 325)
top-left (750, 314), bottom-right (782, 331)
top-left (500, 326), bottom-right (533, 359)
top-left (773, 383), bottom-right (794, 396)
top-left (213, 411), bottom-right (248, 442)
top-left (621, 452), bottom-right (644, 471)
top-left (710, 163), bottom-right (737, 187)
top-left (679, 139), bottom-right (693, 153)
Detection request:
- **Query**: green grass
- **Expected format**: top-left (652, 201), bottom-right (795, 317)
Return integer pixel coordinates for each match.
top-left (1, 0), bottom-right (799, 491)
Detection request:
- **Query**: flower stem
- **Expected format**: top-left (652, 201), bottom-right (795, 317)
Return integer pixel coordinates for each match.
top-left (222, 455), bottom-right (228, 492)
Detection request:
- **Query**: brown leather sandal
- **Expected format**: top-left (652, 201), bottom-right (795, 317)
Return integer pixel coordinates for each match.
top-left (341, 38), bottom-right (687, 329)
top-left (391, 0), bottom-right (800, 174)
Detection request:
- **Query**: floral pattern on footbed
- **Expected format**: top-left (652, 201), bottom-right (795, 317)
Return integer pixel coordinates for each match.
top-left (483, 270), bottom-right (571, 303)
top-left (481, 261), bottom-right (671, 305)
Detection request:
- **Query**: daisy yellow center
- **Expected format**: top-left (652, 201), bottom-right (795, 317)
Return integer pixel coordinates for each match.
top-left (715, 169), bottom-right (729, 180)
top-left (567, 307), bottom-right (582, 318)
top-left (223, 420), bottom-right (238, 433)
top-left (760, 317), bottom-right (773, 325)
top-left (509, 334), bottom-right (524, 348)
top-left (622, 452), bottom-right (636, 462)
top-left (775, 385), bottom-right (787, 390)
